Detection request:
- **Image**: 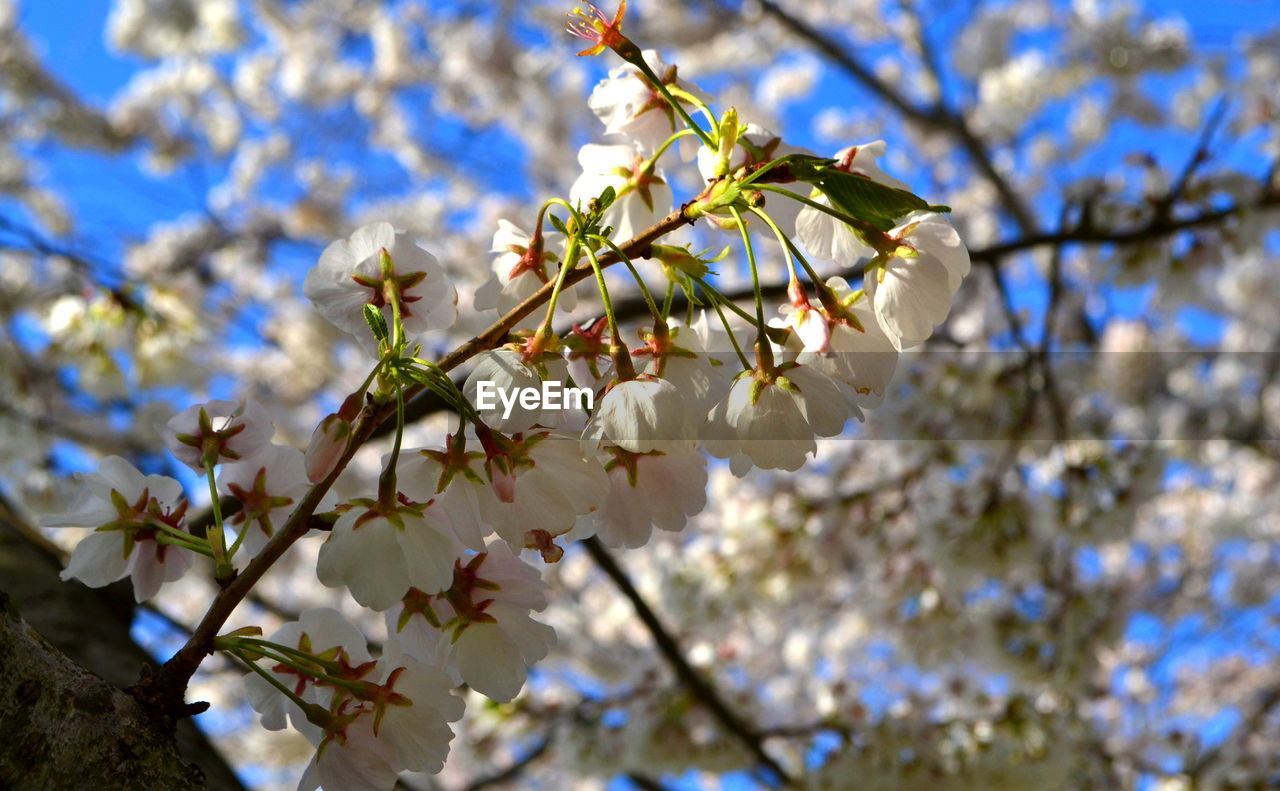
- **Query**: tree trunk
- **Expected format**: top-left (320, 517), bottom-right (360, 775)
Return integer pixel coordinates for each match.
top-left (0, 590), bottom-right (209, 789)
top-left (0, 502), bottom-right (244, 790)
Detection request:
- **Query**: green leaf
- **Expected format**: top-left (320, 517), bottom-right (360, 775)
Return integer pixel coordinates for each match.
top-left (547, 212), bottom-right (569, 237)
top-left (741, 154), bottom-right (835, 185)
top-left (363, 304), bottom-right (389, 342)
top-left (811, 166), bottom-right (951, 231)
top-left (594, 185), bottom-right (617, 214)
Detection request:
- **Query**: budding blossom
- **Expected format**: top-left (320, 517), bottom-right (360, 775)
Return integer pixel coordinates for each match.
top-left (163, 397), bottom-right (274, 472)
top-left (570, 142), bottom-right (672, 241)
top-left (303, 221), bottom-right (457, 352)
top-left (391, 542), bottom-right (555, 702)
top-left (41, 455), bottom-right (193, 602)
top-left (304, 393), bottom-right (362, 483)
top-left (696, 123), bottom-right (812, 235)
top-left (866, 210), bottom-right (972, 350)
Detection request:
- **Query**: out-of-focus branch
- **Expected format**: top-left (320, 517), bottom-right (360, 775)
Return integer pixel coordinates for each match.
top-left (459, 733), bottom-right (555, 791)
top-left (582, 536), bottom-right (792, 786)
top-left (749, 0), bottom-right (1039, 234)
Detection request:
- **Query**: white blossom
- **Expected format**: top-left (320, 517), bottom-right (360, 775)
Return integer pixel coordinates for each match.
top-left (866, 211), bottom-right (971, 349)
top-left (41, 455), bottom-right (193, 602)
top-left (569, 143), bottom-right (672, 242)
top-left (163, 397), bottom-right (274, 472)
top-left (303, 221), bottom-right (457, 352)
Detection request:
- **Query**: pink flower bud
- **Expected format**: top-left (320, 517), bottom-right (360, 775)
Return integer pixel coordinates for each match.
top-left (305, 413), bottom-right (351, 483)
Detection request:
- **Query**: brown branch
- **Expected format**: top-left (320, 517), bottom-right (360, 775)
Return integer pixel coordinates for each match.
top-left (582, 536), bottom-right (792, 786)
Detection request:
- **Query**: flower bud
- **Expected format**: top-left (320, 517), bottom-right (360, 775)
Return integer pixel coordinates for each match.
top-left (304, 394), bottom-right (360, 483)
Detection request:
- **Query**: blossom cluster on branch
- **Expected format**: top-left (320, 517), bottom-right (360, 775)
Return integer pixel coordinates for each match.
top-left (38, 4), bottom-right (973, 787)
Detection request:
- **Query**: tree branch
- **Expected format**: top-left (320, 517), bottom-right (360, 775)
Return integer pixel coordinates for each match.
top-left (750, 0), bottom-right (1039, 233)
top-left (582, 536), bottom-right (792, 786)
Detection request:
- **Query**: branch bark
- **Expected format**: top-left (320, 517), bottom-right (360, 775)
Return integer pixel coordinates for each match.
top-left (0, 590), bottom-right (207, 789)
top-left (0, 496), bottom-right (245, 790)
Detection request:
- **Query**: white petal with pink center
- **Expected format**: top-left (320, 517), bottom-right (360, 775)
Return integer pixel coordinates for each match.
top-left (594, 446), bottom-right (708, 548)
top-left (570, 143), bottom-right (672, 242)
top-left (303, 221), bottom-right (457, 352)
top-left (219, 443), bottom-right (310, 558)
top-left (163, 397), bottom-right (274, 472)
top-left (41, 455), bottom-right (193, 602)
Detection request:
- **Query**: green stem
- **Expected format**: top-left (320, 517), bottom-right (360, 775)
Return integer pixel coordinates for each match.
top-left (377, 385), bottom-right (406, 506)
top-left (643, 128), bottom-right (696, 171)
top-left (748, 206), bottom-right (803, 282)
top-left (756, 184), bottom-right (884, 243)
top-left (709, 295), bottom-right (752, 372)
top-left (666, 85), bottom-right (718, 131)
top-left (662, 279), bottom-right (675, 320)
top-left (728, 205), bottom-right (773, 371)
top-left (592, 235), bottom-right (662, 323)
top-left (691, 276), bottom-right (758, 324)
top-left (627, 55), bottom-right (715, 149)
top-left (223, 648), bottom-right (319, 712)
top-left (584, 245), bottom-right (635, 380)
top-left (203, 465), bottom-right (232, 578)
top-left (155, 530), bottom-right (215, 558)
top-left (538, 234), bottom-right (582, 343)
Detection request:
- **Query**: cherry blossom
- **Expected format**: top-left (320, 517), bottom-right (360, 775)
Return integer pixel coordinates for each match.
top-left (41, 455), bottom-right (193, 602)
top-left (473, 219), bottom-right (575, 323)
top-left (581, 375), bottom-right (694, 453)
top-left (218, 444), bottom-right (311, 558)
top-left (163, 397), bottom-right (274, 472)
top-left (588, 49), bottom-right (704, 154)
top-left (789, 277), bottom-right (900, 408)
top-left (316, 494), bottom-right (460, 610)
top-left (297, 641), bottom-right (464, 789)
top-left (462, 347), bottom-right (577, 433)
top-left (391, 543), bottom-right (555, 702)
top-left (477, 430), bottom-right (610, 558)
top-left (569, 142), bottom-right (672, 241)
top-left (243, 607), bottom-right (372, 744)
top-left (593, 445), bottom-right (708, 548)
top-left (696, 123), bottom-right (812, 235)
top-left (704, 365), bottom-right (861, 472)
top-left (303, 221), bottom-right (457, 351)
top-left (865, 211), bottom-right (972, 350)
